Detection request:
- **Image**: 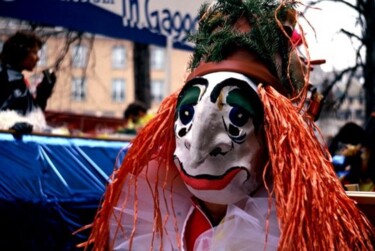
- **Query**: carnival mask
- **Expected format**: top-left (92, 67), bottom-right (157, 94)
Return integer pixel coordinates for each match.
top-left (174, 72), bottom-right (265, 204)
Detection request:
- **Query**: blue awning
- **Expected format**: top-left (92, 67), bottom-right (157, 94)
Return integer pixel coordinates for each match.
top-left (0, 0), bottom-right (205, 50)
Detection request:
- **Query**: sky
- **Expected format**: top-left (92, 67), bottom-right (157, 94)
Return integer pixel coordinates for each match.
top-left (299, 0), bottom-right (362, 72)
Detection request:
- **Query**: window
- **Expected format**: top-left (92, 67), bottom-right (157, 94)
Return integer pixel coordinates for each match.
top-left (151, 79), bottom-right (165, 103)
top-left (112, 45), bottom-right (126, 69)
top-left (347, 96), bottom-right (354, 104)
top-left (37, 44), bottom-right (47, 67)
top-left (358, 93), bottom-right (364, 105)
top-left (112, 78), bottom-right (125, 102)
top-left (72, 44), bottom-right (88, 68)
top-left (355, 109), bottom-right (364, 119)
top-left (71, 77), bottom-right (86, 101)
top-left (337, 110), bottom-right (351, 120)
top-left (150, 46), bottom-right (165, 70)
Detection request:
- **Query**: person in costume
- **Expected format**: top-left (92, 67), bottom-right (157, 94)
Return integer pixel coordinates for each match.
top-left (0, 31), bottom-right (56, 134)
top-left (84, 0), bottom-right (374, 250)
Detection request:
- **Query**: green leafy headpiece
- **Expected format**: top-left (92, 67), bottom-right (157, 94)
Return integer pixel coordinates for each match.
top-left (187, 0), bottom-right (305, 97)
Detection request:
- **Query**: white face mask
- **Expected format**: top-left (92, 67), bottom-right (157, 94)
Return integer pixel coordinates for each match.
top-left (174, 72), bottom-right (265, 204)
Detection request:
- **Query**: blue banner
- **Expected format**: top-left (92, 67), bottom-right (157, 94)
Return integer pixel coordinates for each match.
top-left (0, 0), bottom-right (205, 49)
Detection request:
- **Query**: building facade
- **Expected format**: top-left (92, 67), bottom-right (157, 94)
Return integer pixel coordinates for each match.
top-left (5, 34), bottom-right (192, 119)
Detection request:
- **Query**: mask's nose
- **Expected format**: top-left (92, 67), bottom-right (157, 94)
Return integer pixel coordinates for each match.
top-left (185, 107), bottom-right (233, 169)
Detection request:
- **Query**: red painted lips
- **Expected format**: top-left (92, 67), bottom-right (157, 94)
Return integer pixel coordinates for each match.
top-left (178, 167), bottom-right (247, 190)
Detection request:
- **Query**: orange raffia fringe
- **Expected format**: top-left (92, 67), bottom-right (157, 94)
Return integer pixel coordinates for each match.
top-left (259, 84), bottom-right (374, 250)
top-left (82, 91), bottom-right (179, 250)
top-left (82, 85), bottom-right (375, 250)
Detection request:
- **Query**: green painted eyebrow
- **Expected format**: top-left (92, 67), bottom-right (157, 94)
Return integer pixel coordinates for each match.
top-left (210, 78), bottom-right (258, 115)
top-left (227, 88), bottom-right (255, 115)
top-left (177, 85), bottom-right (201, 111)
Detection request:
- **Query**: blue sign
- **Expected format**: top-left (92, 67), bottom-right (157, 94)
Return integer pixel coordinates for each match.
top-left (0, 0), bottom-right (206, 49)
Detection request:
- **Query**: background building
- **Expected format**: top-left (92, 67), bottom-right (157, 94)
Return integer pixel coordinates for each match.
top-left (22, 35), bottom-right (192, 118)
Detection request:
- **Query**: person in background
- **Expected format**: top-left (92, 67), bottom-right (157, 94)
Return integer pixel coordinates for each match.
top-left (124, 102), bottom-right (147, 125)
top-left (118, 101), bottom-right (153, 135)
top-left (330, 122), bottom-right (375, 191)
top-left (328, 122), bottom-right (366, 155)
top-left (0, 31), bottom-right (56, 136)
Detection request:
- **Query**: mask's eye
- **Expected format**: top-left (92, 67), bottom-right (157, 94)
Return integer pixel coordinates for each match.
top-left (179, 104), bottom-right (195, 125)
top-left (229, 106), bottom-right (250, 127)
top-left (176, 83), bottom-right (202, 125)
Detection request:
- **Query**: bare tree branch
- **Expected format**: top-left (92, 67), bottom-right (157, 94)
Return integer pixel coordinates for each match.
top-left (337, 66), bottom-right (358, 108)
top-left (306, 0), bottom-right (375, 120)
top-left (54, 31), bottom-right (81, 71)
top-left (355, 43), bottom-right (365, 68)
top-left (340, 28), bottom-right (363, 43)
top-left (322, 65), bottom-right (359, 99)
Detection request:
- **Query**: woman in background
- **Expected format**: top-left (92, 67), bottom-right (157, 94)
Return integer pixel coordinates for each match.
top-left (0, 31), bottom-right (56, 134)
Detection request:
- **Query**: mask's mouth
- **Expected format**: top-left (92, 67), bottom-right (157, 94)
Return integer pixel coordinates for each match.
top-left (174, 157), bottom-right (249, 190)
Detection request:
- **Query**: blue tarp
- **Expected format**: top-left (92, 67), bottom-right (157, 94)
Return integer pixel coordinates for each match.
top-left (0, 131), bottom-right (128, 250)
